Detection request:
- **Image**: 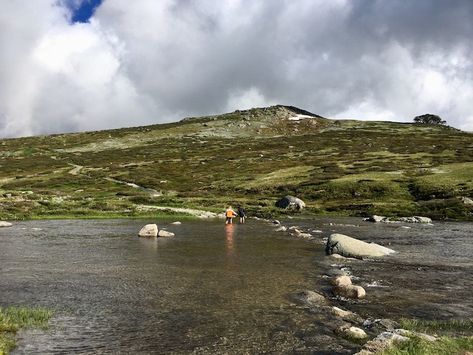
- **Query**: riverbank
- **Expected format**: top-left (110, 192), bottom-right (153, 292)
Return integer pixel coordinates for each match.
top-left (0, 307), bottom-right (52, 354)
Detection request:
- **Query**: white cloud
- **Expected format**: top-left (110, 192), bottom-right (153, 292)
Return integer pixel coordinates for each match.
top-left (1, 0), bottom-right (473, 137)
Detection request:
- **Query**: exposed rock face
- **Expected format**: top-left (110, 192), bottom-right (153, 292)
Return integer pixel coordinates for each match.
top-left (158, 230), bottom-right (175, 238)
top-left (292, 290), bottom-right (327, 306)
top-left (275, 195), bottom-right (306, 210)
top-left (333, 285), bottom-right (366, 299)
top-left (138, 224), bottom-right (158, 237)
top-left (326, 233), bottom-right (396, 259)
top-left (0, 221), bottom-right (13, 227)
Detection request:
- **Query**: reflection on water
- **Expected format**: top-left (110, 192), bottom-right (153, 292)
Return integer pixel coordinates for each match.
top-left (0, 219), bottom-right (336, 354)
top-left (1, 218), bottom-right (472, 354)
top-left (225, 224), bottom-right (235, 257)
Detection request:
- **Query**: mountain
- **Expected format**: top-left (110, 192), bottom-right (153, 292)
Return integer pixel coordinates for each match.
top-left (1, 105), bottom-right (472, 220)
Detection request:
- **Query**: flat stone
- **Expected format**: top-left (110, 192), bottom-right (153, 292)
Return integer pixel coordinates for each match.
top-left (0, 221), bottom-right (13, 227)
top-left (158, 230), bottom-right (175, 238)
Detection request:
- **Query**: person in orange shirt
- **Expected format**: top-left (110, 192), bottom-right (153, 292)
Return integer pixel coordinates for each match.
top-left (225, 206), bottom-right (237, 224)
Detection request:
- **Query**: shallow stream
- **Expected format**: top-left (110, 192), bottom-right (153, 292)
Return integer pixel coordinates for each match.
top-left (0, 218), bottom-right (472, 354)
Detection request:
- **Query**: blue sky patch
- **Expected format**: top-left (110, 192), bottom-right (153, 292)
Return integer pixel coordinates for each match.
top-left (70, 0), bottom-right (103, 23)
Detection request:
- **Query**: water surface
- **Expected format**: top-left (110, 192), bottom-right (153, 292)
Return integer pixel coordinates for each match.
top-left (1, 218), bottom-right (472, 354)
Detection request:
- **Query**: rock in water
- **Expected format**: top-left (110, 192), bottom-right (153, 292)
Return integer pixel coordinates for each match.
top-left (330, 275), bottom-right (352, 287)
top-left (292, 290), bottom-right (327, 306)
top-left (275, 195), bottom-right (306, 210)
top-left (333, 285), bottom-right (366, 299)
top-left (0, 221), bottom-right (13, 227)
top-left (138, 224), bottom-right (158, 237)
top-left (336, 325), bottom-right (368, 340)
top-left (326, 233), bottom-right (395, 259)
top-left (158, 230), bottom-right (175, 238)
top-left (364, 215), bottom-right (386, 223)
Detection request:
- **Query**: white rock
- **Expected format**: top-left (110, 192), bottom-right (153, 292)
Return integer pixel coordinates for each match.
top-left (337, 325), bottom-right (368, 339)
top-left (138, 224), bottom-right (158, 237)
top-left (0, 221), bottom-right (12, 227)
top-left (171, 221), bottom-right (182, 225)
top-left (158, 230), bottom-right (175, 238)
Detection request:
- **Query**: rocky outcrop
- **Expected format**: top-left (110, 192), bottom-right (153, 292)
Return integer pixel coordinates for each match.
top-left (138, 224), bottom-right (158, 237)
top-left (158, 230), bottom-right (175, 238)
top-left (364, 215), bottom-right (432, 224)
top-left (0, 221), bottom-right (12, 227)
top-left (355, 328), bottom-right (436, 355)
top-left (275, 195), bottom-right (306, 210)
top-left (355, 331), bottom-right (409, 354)
top-left (326, 233), bottom-right (396, 259)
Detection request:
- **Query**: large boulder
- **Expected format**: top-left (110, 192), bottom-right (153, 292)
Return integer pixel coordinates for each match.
top-left (275, 195), bottom-right (306, 210)
top-left (0, 221), bottom-right (12, 227)
top-left (138, 224), bottom-right (158, 237)
top-left (326, 233), bottom-right (395, 259)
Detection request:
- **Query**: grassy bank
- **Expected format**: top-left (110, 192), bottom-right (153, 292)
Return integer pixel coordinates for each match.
top-left (379, 319), bottom-right (473, 355)
top-left (0, 306), bottom-right (53, 354)
top-left (1, 105), bottom-right (472, 221)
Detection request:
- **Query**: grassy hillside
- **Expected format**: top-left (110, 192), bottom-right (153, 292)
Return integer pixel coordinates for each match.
top-left (1, 105), bottom-right (472, 220)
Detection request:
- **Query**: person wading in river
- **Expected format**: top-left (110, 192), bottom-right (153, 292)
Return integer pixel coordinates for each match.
top-left (225, 206), bottom-right (237, 224)
top-left (237, 206), bottom-right (246, 224)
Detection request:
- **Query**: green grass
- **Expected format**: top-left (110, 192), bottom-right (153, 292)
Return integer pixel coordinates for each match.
top-left (379, 336), bottom-right (473, 355)
top-left (399, 318), bottom-right (473, 334)
top-left (1, 105), bottom-right (472, 221)
top-left (0, 306), bottom-right (53, 355)
top-left (378, 319), bottom-right (473, 355)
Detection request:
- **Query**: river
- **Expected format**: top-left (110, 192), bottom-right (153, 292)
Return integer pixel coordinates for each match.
top-left (0, 218), bottom-right (472, 354)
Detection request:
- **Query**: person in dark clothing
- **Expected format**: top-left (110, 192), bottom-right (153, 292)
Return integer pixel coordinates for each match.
top-left (237, 206), bottom-right (246, 224)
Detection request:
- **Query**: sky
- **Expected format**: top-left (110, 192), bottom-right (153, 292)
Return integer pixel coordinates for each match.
top-left (1, 0), bottom-right (473, 138)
